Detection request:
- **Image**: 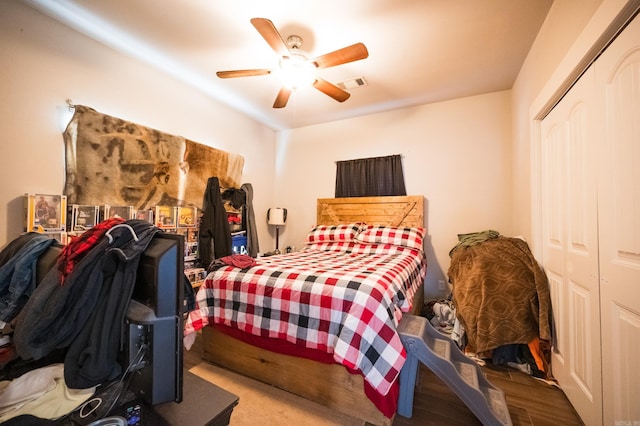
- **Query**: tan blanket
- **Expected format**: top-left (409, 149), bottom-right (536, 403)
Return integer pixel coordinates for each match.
top-left (63, 105), bottom-right (244, 210)
top-left (448, 236), bottom-right (552, 354)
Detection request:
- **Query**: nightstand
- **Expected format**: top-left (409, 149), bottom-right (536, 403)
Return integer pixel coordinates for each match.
top-left (111, 369), bottom-right (239, 426)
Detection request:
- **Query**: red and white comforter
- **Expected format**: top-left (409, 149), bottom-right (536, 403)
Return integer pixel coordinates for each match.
top-left (184, 241), bottom-right (426, 397)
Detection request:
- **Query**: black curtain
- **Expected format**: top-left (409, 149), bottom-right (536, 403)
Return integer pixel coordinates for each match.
top-left (335, 154), bottom-right (407, 198)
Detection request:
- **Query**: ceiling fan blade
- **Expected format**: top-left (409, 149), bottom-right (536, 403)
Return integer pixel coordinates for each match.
top-left (273, 87), bottom-right (292, 108)
top-left (313, 78), bottom-right (350, 102)
top-left (250, 18), bottom-right (290, 57)
top-left (216, 69), bottom-right (271, 78)
top-left (311, 43), bottom-right (369, 69)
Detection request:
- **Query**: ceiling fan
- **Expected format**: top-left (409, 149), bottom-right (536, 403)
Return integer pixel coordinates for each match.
top-left (216, 18), bottom-right (369, 108)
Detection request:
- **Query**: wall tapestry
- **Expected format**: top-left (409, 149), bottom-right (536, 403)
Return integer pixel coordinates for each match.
top-left (63, 105), bottom-right (244, 210)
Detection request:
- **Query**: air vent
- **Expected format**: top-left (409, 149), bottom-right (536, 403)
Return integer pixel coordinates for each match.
top-left (336, 76), bottom-right (368, 90)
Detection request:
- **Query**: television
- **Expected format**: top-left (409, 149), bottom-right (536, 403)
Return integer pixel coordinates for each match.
top-left (121, 232), bottom-right (184, 406)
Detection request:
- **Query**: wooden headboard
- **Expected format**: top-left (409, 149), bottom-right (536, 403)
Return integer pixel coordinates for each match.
top-left (317, 195), bottom-right (424, 228)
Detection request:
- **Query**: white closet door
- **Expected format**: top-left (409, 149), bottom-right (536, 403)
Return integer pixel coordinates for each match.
top-left (595, 12), bottom-right (640, 424)
top-left (540, 66), bottom-right (602, 425)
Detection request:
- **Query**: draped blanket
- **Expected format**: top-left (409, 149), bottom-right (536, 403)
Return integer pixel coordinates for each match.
top-left (63, 106), bottom-right (244, 209)
top-left (448, 236), bottom-right (552, 354)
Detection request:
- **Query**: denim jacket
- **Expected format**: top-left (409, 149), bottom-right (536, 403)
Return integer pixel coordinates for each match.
top-left (0, 234), bottom-right (55, 324)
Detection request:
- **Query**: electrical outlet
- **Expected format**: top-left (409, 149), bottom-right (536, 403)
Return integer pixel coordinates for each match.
top-left (438, 280), bottom-right (446, 291)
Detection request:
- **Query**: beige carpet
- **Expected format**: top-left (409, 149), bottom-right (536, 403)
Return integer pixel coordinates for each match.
top-left (189, 362), bottom-right (365, 426)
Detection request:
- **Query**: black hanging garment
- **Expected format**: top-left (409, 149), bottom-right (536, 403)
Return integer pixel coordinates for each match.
top-left (241, 183), bottom-right (259, 258)
top-left (198, 177), bottom-right (232, 269)
top-left (63, 220), bottom-right (161, 388)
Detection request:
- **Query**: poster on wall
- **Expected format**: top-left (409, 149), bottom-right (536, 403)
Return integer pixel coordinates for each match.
top-left (62, 105), bottom-right (244, 210)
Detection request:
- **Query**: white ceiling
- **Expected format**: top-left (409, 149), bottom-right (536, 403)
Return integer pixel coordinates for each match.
top-left (24, 0), bottom-right (553, 130)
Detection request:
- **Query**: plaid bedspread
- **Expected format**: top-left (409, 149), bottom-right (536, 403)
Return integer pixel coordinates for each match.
top-left (184, 242), bottom-right (426, 396)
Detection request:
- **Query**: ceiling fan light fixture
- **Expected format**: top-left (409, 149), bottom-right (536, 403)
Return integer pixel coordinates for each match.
top-left (277, 48), bottom-right (316, 89)
top-left (216, 18), bottom-right (367, 108)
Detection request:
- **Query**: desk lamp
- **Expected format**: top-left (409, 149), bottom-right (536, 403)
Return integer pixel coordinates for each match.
top-left (267, 207), bottom-right (287, 254)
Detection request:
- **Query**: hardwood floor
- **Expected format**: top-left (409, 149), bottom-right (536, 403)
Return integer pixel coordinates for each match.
top-left (393, 363), bottom-right (583, 426)
top-left (183, 333), bottom-right (584, 425)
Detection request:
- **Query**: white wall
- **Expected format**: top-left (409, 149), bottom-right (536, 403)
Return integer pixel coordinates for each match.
top-left (275, 91), bottom-right (514, 299)
top-left (511, 0), bottom-right (631, 254)
top-left (0, 1), bottom-right (277, 248)
top-left (511, 0), bottom-right (603, 243)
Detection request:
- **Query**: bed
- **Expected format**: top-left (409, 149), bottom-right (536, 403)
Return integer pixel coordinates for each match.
top-left (184, 195), bottom-right (426, 425)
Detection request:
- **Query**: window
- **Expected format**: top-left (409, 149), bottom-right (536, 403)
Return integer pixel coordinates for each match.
top-left (335, 154), bottom-right (406, 197)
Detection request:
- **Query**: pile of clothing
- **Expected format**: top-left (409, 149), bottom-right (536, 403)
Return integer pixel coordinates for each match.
top-left (0, 219), bottom-right (169, 423)
top-left (422, 298), bottom-right (465, 349)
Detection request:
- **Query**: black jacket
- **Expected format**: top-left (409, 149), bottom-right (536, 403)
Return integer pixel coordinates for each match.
top-left (198, 177), bottom-right (232, 268)
top-left (14, 220), bottom-right (161, 389)
top-left (241, 183), bottom-right (259, 258)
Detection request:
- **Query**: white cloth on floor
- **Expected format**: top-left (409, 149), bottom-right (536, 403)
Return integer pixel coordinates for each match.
top-left (0, 364), bottom-right (61, 413)
top-left (0, 363), bottom-right (95, 422)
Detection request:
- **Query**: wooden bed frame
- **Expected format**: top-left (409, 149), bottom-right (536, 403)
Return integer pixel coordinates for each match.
top-left (201, 195), bottom-right (425, 425)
